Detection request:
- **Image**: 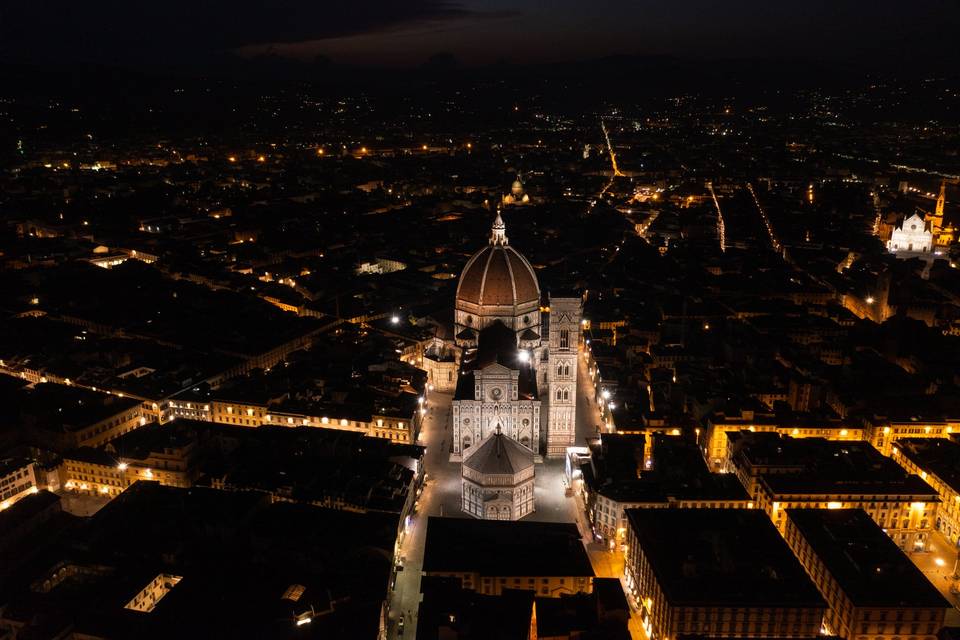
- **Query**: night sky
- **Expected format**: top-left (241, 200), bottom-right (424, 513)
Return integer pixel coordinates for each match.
top-left (3, 0), bottom-right (960, 70)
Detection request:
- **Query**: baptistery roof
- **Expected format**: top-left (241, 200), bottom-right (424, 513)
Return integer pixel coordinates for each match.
top-left (455, 212), bottom-right (540, 310)
top-left (463, 430), bottom-right (534, 477)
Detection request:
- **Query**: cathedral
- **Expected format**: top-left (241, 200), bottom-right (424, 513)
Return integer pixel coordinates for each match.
top-left (448, 211), bottom-right (582, 519)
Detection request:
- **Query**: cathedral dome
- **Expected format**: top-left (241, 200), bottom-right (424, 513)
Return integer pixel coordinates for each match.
top-left (456, 213), bottom-right (540, 311)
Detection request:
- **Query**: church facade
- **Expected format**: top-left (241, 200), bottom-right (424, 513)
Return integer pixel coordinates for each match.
top-left (887, 213), bottom-right (933, 254)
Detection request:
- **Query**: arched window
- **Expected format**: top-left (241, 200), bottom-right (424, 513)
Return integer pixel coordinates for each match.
top-left (559, 329), bottom-right (569, 349)
top-left (557, 364), bottom-right (563, 377)
top-left (556, 388), bottom-right (563, 401)
top-left (563, 389), bottom-right (570, 401)
top-left (563, 364), bottom-right (570, 376)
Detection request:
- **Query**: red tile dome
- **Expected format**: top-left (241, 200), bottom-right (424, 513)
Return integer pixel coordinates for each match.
top-left (456, 212), bottom-right (539, 314)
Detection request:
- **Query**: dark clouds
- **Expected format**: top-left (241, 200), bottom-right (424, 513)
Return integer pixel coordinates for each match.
top-left (0, 0), bottom-right (514, 66)
top-left (2, 0), bottom-right (960, 70)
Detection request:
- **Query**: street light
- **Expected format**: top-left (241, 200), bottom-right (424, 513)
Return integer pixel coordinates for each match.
top-left (602, 390), bottom-right (611, 400)
top-left (391, 315), bottom-right (400, 325)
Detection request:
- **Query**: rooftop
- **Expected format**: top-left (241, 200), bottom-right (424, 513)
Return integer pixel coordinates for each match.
top-left (625, 508), bottom-right (824, 608)
top-left (423, 517), bottom-right (594, 578)
top-left (786, 508), bottom-right (949, 608)
top-left (897, 438), bottom-right (960, 496)
top-left (463, 430), bottom-right (534, 477)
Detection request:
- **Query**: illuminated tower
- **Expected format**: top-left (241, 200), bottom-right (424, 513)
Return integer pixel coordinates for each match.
top-left (927, 181), bottom-right (954, 246)
top-left (544, 293), bottom-right (582, 457)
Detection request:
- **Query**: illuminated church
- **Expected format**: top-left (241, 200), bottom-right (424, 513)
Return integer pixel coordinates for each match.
top-left (887, 213), bottom-right (933, 254)
top-left (450, 212), bottom-right (581, 519)
top-left (887, 182), bottom-right (955, 255)
top-left (502, 176), bottom-right (531, 206)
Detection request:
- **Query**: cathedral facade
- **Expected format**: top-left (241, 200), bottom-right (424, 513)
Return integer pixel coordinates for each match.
top-left (451, 212), bottom-right (582, 464)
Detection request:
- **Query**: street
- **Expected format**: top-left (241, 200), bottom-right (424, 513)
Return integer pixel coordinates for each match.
top-left (911, 530), bottom-right (960, 626)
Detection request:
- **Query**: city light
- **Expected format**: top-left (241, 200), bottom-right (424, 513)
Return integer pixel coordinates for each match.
top-left (390, 315), bottom-right (400, 324)
top-left (518, 350), bottom-right (530, 363)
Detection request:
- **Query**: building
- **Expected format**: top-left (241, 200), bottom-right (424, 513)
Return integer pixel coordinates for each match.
top-left (926, 181), bottom-right (955, 246)
top-left (176, 395), bottom-right (416, 443)
top-left (461, 428), bottom-right (535, 520)
top-left (887, 213), bottom-right (933, 254)
top-left (502, 177), bottom-right (531, 206)
top-left (0, 483), bottom-right (399, 639)
top-left (422, 517), bottom-right (594, 598)
top-left (891, 438), bottom-right (960, 545)
top-left (416, 575), bottom-right (631, 640)
top-left (451, 212), bottom-right (582, 469)
top-left (759, 472), bottom-right (938, 551)
top-left (14, 383), bottom-right (147, 451)
top-left (109, 422), bottom-right (201, 489)
top-left (61, 447), bottom-right (125, 497)
top-left (727, 432), bottom-right (941, 551)
top-left (0, 490), bottom-right (62, 553)
top-left (624, 508), bottom-right (825, 640)
top-left (421, 336), bottom-right (459, 393)
top-left (783, 508), bottom-right (950, 640)
top-left (870, 418), bottom-right (957, 456)
top-left (60, 423), bottom-right (200, 495)
top-left (0, 458), bottom-right (39, 509)
top-left (704, 408), bottom-right (864, 471)
top-left (578, 434), bottom-right (750, 544)
top-left (416, 578), bottom-right (535, 640)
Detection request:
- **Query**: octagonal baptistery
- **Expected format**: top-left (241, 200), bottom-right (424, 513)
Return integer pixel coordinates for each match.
top-left (454, 212), bottom-right (541, 346)
top-left (461, 429), bottom-right (535, 520)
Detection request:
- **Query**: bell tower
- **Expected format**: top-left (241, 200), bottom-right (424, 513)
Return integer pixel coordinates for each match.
top-left (544, 292), bottom-right (582, 457)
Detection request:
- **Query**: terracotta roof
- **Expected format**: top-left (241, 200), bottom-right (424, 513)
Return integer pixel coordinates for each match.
top-left (463, 431), bottom-right (534, 476)
top-left (456, 244), bottom-right (539, 309)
